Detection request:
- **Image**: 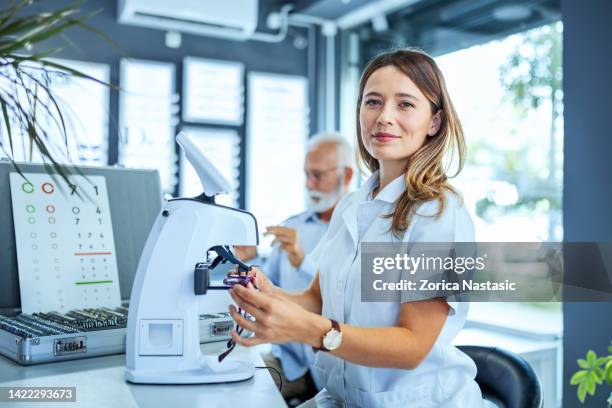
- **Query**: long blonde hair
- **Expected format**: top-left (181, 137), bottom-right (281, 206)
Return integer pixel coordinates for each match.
top-left (356, 48), bottom-right (466, 237)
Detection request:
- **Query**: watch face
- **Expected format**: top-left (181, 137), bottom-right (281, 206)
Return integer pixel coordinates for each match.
top-left (323, 330), bottom-right (342, 350)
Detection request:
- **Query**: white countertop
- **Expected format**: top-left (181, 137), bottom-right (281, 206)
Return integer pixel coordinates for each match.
top-left (0, 342), bottom-right (287, 408)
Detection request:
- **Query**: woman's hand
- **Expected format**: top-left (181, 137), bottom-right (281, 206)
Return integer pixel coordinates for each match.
top-left (228, 282), bottom-right (330, 348)
top-left (233, 266), bottom-right (275, 294)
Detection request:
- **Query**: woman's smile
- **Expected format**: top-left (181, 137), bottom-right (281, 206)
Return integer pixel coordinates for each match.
top-left (372, 132), bottom-right (400, 143)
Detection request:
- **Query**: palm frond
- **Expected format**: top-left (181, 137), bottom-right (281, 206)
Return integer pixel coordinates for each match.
top-left (0, 0), bottom-right (120, 187)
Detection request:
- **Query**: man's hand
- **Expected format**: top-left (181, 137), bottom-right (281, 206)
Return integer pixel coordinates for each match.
top-left (265, 226), bottom-right (305, 268)
top-left (233, 245), bottom-right (258, 262)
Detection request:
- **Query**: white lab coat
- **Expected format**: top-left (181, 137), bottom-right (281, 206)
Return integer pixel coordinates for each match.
top-left (307, 171), bottom-right (486, 408)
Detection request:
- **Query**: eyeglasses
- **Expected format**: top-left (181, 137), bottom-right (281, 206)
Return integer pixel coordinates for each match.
top-left (304, 166), bottom-right (341, 183)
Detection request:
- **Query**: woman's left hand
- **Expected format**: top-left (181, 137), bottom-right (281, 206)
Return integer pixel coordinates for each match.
top-left (228, 282), bottom-right (328, 348)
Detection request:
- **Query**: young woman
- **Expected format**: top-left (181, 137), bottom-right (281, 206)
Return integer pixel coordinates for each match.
top-left (228, 49), bottom-right (487, 407)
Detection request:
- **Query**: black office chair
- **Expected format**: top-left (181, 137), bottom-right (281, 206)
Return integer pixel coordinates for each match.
top-left (458, 345), bottom-right (543, 408)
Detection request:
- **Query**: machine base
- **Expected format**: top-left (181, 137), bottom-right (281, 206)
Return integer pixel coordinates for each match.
top-left (125, 358), bottom-right (254, 384)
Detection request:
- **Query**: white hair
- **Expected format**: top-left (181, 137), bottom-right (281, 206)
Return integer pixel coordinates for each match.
top-left (307, 131), bottom-right (354, 170)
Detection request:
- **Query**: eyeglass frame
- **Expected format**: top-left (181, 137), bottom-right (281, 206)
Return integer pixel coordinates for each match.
top-left (304, 165), bottom-right (346, 183)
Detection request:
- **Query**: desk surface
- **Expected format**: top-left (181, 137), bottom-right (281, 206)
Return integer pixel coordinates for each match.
top-left (0, 342), bottom-right (287, 408)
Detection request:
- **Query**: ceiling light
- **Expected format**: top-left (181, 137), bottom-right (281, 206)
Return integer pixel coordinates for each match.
top-left (492, 4), bottom-right (532, 21)
top-left (371, 14), bottom-right (389, 33)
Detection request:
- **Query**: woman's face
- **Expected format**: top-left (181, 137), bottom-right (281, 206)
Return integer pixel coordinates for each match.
top-left (359, 65), bottom-right (440, 167)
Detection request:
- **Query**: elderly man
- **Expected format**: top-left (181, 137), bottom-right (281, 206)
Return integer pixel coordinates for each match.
top-left (234, 132), bottom-right (353, 403)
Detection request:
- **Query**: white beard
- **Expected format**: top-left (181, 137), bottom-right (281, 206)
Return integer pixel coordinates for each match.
top-left (308, 179), bottom-right (344, 213)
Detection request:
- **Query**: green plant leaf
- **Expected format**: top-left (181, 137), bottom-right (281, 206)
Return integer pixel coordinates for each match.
top-left (0, 0), bottom-right (117, 185)
top-left (578, 380), bottom-right (587, 402)
top-left (0, 11), bottom-right (71, 39)
top-left (29, 120), bottom-right (72, 184)
top-left (0, 98), bottom-right (14, 155)
top-left (0, 0), bottom-right (29, 29)
top-left (17, 47), bottom-right (65, 61)
top-left (593, 367), bottom-right (605, 384)
top-left (587, 350), bottom-right (597, 364)
top-left (34, 59), bottom-right (114, 88)
top-left (586, 374), bottom-right (596, 396)
top-left (15, 67), bottom-right (70, 149)
top-left (578, 358), bottom-right (591, 369)
top-left (571, 370), bottom-right (588, 385)
top-left (69, 15), bottom-right (125, 54)
top-left (0, 6), bottom-right (96, 54)
top-left (0, 7), bottom-right (79, 50)
top-left (605, 360), bottom-right (612, 385)
top-left (0, 17), bottom-right (81, 54)
top-left (0, 74), bottom-right (74, 186)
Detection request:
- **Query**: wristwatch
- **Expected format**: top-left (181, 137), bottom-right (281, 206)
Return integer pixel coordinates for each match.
top-left (313, 319), bottom-right (342, 352)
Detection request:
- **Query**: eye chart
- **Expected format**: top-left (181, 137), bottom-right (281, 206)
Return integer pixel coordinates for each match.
top-left (9, 172), bottom-right (121, 314)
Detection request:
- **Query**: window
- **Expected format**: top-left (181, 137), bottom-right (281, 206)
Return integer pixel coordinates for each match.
top-left (182, 57), bottom-right (244, 126)
top-left (436, 22), bottom-right (563, 243)
top-left (118, 59), bottom-right (179, 194)
top-left (179, 127), bottom-right (240, 207)
top-left (0, 58), bottom-right (110, 165)
top-left (246, 72), bottom-right (309, 249)
top-left (435, 30), bottom-right (564, 404)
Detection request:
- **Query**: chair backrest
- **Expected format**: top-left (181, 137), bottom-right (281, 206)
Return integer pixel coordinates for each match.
top-left (458, 345), bottom-right (543, 408)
